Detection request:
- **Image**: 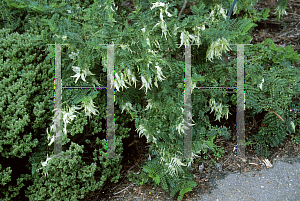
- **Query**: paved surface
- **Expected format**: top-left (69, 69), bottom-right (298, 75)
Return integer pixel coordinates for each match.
top-left (196, 154), bottom-right (300, 201)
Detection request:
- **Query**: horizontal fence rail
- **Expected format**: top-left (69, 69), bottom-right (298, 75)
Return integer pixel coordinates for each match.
top-left (174, 43), bottom-right (252, 161)
top-left (47, 43), bottom-right (123, 159)
top-left (47, 42), bottom-right (253, 162)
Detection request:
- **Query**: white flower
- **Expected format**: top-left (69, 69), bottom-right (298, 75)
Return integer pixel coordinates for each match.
top-left (131, 73), bottom-right (137, 88)
top-left (145, 99), bottom-right (153, 111)
top-left (140, 75), bottom-right (152, 93)
top-left (275, 5), bottom-right (287, 19)
top-left (179, 32), bottom-right (188, 48)
top-left (41, 154), bottom-right (52, 167)
top-left (69, 49), bottom-right (80, 60)
top-left (176, 119), bottom-right (184, 135)
top-left (160, 16), bottom-right (168, 39)
top-left (152, 136), bottom-right (157, 144)
top-left (206, 37), bottom-right (231, 62)
top-left (136, 124), bottom-right (148, 139)
top-left (259, 78), bottom-right (264, 90)
top-left (179, 30), bottom-right (196, 48)
top-left (146, 37), bottom-right (150, 46)
top-left (217, 5), bottom-right (227, 19)
top-left (46, 125), bottom-right (55, 146)
top-left (150, 2), bottom-right (166, 9)
top-left (47, 134), bottom-right (55, 146)
top-left (155, 65), bottom-right (166, 81)
top-left (121, 102), bottom-right (134, 113)
top-left (67, 10), bottom-right (71, 13)
top-left (150, 2), bottom-right (171, 40)
top-left (165, 9), bottom-right (172, 17)
top-left (290, 121), bottom-right (295, 132)
top-left (70, 66), bottom-right (96, 84)
top-left (166, 157), bottom-right (186, 177)
top-left (62, 105), bottom-right (81, 135)
top-left (80, 98), bottom-right (99, 121)
top-left (115, 72), bottom-right (129, 92)
top-left (209, 99), bottom-right (231, 122)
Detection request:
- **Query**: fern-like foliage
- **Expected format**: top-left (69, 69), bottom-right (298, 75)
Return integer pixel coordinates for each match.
top-left (170, 179), bottom-right (197, 201)
top-left (141, 158), bottom-right (169, 191)
top-left (243, 39), bottom-right (300, 157)
top-left (141, 157), bottom-right (197, 201)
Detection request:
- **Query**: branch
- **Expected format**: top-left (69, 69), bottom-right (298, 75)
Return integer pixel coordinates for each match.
top-left (267, 110), bottom-right (285, 122)
top-left (113, 183), bottom-right (136, 195)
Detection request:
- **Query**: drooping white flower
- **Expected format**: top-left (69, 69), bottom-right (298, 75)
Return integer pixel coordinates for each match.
top-left (166, 157), bottom-right (186, 177)
top-left (135, 124), bottom-right (148, 139)
top-left (62, 105), bottom-right (81, 135)
top-left (41, 154), bottom-right (52, 166)
top-left (206, 37), bottom-right (231, 62)
top-left (146, 37), bottom-right (150, 46)
top-left (275, 4), bottom-right (287, 19)
top-left (179, 31), bottom-right (189, 48)
top-left (79, 97), bottom-right (99, 121)
top-left (150, 2), bottom-right (171, 40)
top-left (176, 119), bottom-right (184, 135)
top-left (40, 154), bottom-right (53, 178)
top-left (124, 68), bottom-right (137, 88)
top-left (259, 78), bottom-right (264, 90)
top-left (145, 99), bottom-right (153, 111)
top-left (290, 121), bottom-right (295, 132)
top-left (70, 66), bottom-right (95, 84)
top-left (140, 75), bottom-right (152, 93)
top-left (46, 125), bottom-right (55, 146)
top-left (155, 65), bottom-right (166, 81)
top-left (179, 30), bottom-right (197, 48)
top-left (121, 102), bottom-right (134, 114)
top-left (131, 73), bottom-right (137, 88)
top-left (216, 5), bottom-right (227, 19)
top-left (201, 24), bottom-right (205, 31)
top-left (115, 72), bottom-right (129, 92)
top-left (209, 99), bottom-right (231, 122)
top-left (150, 2), bottom-right (166, 9)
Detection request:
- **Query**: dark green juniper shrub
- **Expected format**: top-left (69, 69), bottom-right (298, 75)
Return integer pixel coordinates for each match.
top-left (0, 28), bottom-right (54, 200)
top-left (0, 27), bottom-right (132, 200)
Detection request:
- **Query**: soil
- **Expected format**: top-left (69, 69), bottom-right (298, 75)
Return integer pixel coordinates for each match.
top-left (82, 0), bottom-right (300, 200)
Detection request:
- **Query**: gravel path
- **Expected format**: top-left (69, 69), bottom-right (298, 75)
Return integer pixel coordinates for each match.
top-left (196, 154), bottom-right (300, 201)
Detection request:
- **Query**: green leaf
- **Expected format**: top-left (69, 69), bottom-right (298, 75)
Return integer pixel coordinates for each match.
top-left (192, 74), bottom-right (205, 82)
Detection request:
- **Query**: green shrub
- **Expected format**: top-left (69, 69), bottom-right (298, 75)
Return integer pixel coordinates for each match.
top-left (0, 27), bottom-right (54, 200)
top-left (0, 26), bottom-right (132, 200)
top-left (242, 38), bottom-right (300, 157)
top-left (26, 142), bottom-right (104, 200)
